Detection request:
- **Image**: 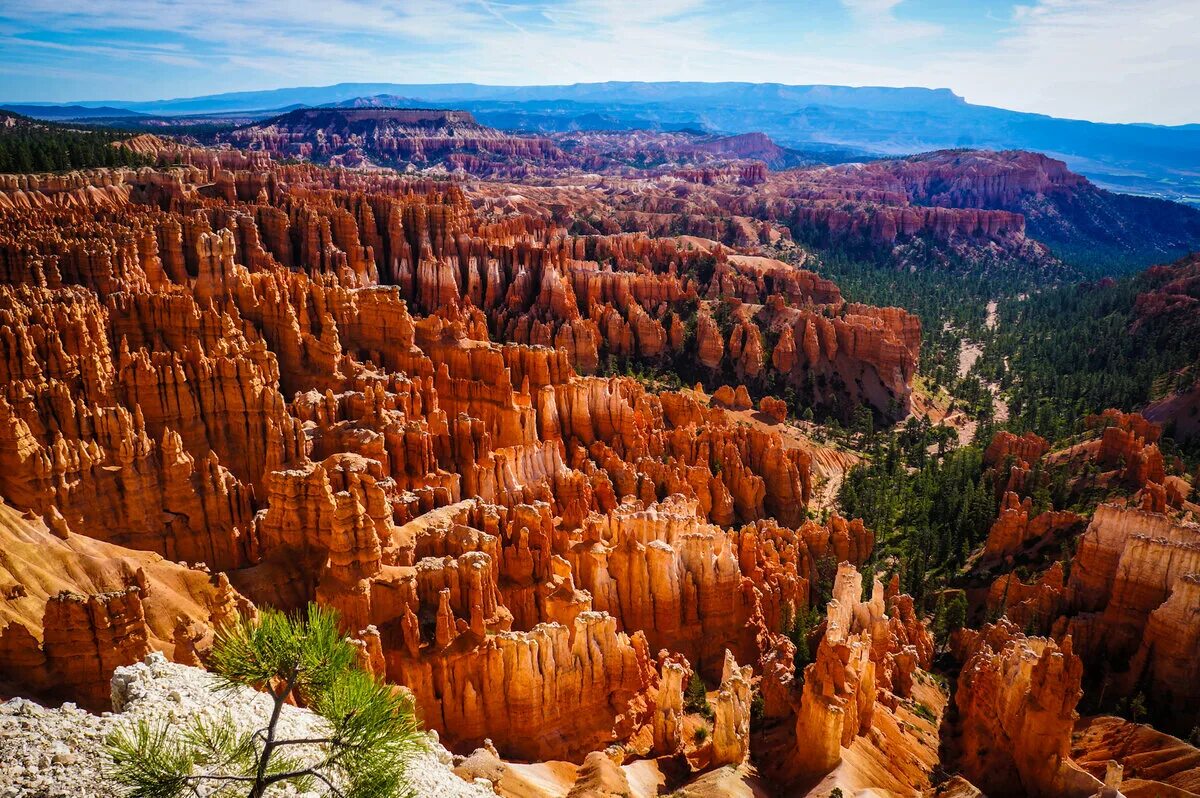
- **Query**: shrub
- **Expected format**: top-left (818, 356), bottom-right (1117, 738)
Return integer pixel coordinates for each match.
top-left (911, 701), bottom-right (937, 724)
top-left (106, 603), bottom-right (426, 798)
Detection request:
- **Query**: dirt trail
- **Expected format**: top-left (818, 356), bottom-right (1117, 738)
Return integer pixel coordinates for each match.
top-left (958, 340), bottom-right (983, 380)
top-left (939, 298), bottom-right (1008, 446)
top-left (814, 467), bottom-right (848, 512)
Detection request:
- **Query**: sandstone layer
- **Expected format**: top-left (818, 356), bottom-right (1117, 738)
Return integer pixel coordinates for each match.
top-left (0, 157), bottom-right (926, 776)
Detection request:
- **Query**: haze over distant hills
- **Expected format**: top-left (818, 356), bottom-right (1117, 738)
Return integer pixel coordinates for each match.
top-left (0, 103), bottom-right (150, 120)
top-left (8, 81), bottom-right (1200, 205)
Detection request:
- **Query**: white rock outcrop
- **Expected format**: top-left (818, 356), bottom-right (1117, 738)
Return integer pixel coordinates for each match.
top-left (0, 652), bottom-right (493, 798)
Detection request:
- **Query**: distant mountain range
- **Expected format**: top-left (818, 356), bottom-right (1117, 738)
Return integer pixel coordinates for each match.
top-left (7, 81), bottom-right (1200, 205)
top-left (0, 103), bottom-right (149, 120)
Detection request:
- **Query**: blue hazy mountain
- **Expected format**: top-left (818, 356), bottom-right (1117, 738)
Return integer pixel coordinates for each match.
top-left (21, 82), bottom-right (1200, 204)
top-left (0, 103), bottom-right (148, 120)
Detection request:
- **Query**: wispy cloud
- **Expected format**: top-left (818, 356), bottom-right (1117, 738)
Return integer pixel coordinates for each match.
top-left (931, 0), bottom-right (1200, 123)
top-left (839, 0), bottom-right (943, 42)
top-left (0, 0), bottom-right (1197, 124)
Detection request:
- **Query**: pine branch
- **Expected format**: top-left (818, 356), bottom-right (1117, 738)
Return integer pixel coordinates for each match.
top-left (305, 769), bottom-right (347, 798)
top-left (269, 736), bottom-right (336, 747)
top-left (107, 604), bottom-right (424, 798)
top-left (251, 661), bottom-right (301, 797)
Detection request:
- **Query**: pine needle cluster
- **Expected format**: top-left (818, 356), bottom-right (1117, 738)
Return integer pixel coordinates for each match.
top-left (106, 604), bottom-right (425, 798)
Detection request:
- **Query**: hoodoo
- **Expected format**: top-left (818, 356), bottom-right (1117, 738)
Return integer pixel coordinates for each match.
top-left (3, 31), bottom-right (1200, 797)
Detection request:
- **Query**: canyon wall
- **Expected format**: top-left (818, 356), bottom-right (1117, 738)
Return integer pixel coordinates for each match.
top-left (952, 621), bottom-right (1104, 797)
top-left (0, 160), bottom-right (922, 765)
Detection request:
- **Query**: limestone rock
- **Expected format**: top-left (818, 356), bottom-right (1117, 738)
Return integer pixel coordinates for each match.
top-left (952, 621), bottom-right (1104, 797)
top-left (0, 157), bottom-right (927, 771)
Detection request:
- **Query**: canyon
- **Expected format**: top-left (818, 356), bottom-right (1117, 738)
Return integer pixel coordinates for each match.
top-left (0, 118), bottom-right (1197, 798)
top-left (213, 109), bottom-right (1200, 274)
top-left (0, 148), bottom-right (933, 795)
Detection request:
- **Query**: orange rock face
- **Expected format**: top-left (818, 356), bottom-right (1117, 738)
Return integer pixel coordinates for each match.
top-left (463, 190), bottom-right (921, 422)
top-left (981, 491), bottom-right (1084, 564)
top-left (977, 415), bottom-right (1200, 742)
top-left (224, 108), bottom-right (567, 178)
top-left (391, 612), bottom-right (654, 761)
top-left (986, 562), bottom-right (1068, 634)
top-left (984, 429), bottom-right (1050, 469)
top-left (759, 395), bottom-right (788, 423)
top-left (43, 588), bottom-right (152, 711)
top-left (711, 650), bottom-right (753, 766)
top-left (780, 562), bottom-right (935, 784)
top-left (1072, 714), bottom-right (1200, 796)
top-left (0, 587), bottom-right (151, 712)
top-left (1064, 504), bottom-right (1200, 728)
top-left (0, 159), bottom-right (919, 769)
top-left (0, 500), bottom-right (254, 710)
top-left (952, 621), bottom-right (1104, 797)
top-left (1088, 410), bottom-right (1166, 489)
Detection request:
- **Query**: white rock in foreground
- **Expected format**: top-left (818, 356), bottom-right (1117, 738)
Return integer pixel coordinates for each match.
top-left (0, 652), bottom-right (493, 798)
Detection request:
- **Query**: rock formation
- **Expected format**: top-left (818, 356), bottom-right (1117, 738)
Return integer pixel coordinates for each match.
top-left (1064, 504), bottom-right (1200, 728)
top-left (984, 429), bottom-right (1049, 477)
top-left (981, 491), bottom-right (1084, 563)
top-left (952, 620), bottom-right (1105, 797)
top-left (972, 408), bottom-right (1200, 771)
top-left (0, 588), bottom-right (150, 712)
top-left (0, 157), bottom-right (928, 772)
top-left (0, 500), bottom-right (253, 710)
top-left (225, 108), bottom-right (567, 178)
top-left (1072, 714), bottom-right (1200, 797)
top-left (710, 650), bottom-right (753, 767)
top-left (781, 562), bottom-right (935, 785)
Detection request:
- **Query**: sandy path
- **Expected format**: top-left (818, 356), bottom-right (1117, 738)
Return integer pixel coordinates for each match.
top-left (940, 299), bottom-right (1008, 446)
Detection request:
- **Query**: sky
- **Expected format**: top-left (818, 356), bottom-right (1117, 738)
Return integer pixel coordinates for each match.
top-left (1, 0), bottom-right (1198, 125)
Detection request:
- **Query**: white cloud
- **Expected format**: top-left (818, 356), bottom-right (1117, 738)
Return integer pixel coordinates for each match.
top-left (838, 0), bottom-right (943, 43)
top-left (930, 0), bottom-right (1200, 123)
top-left (0, 0), bottom-right (1197, 124)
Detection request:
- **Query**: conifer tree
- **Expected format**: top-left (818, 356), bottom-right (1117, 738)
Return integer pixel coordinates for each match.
top-left (106, 604), bottom-right (425, 798)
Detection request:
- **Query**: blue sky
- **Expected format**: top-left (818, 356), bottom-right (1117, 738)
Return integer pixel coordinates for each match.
top-left (1, 0), bottom-right (1197, 125)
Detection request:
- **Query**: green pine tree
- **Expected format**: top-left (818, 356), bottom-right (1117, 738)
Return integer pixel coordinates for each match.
top-left (105, 603), bottom-right (426, 798)
top-left (684, 671), bottom-right (713, 719)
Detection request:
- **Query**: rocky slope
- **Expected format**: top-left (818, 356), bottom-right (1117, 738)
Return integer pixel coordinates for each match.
top-left (513, 149), bottom-right (1063, 274)
top-left (208, 109), bottom-right (1200, 275)
top-left (1072, 716), bottom-right (1200, 797)
top-left (1135, 253), bottom-right (1200, 441)
top-left (952, 620), bottom-right (1104, 797)
top-left (0, 153), bottom-right (942, 794)
top-left (769, 149), bottom-right (1200, 273)
top-left (224, 107), bottom-right (820, 179)
top-left (973, 415), bottom-right (1200, 737)
top-left (951, 619), bottom-right (1200, 798)
top-left (0, 501), bottom-right (252, 711)
top-left (226, 107), bottom-right (566, 174)
top-left (877, 150), bottom-right (1200, 269)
